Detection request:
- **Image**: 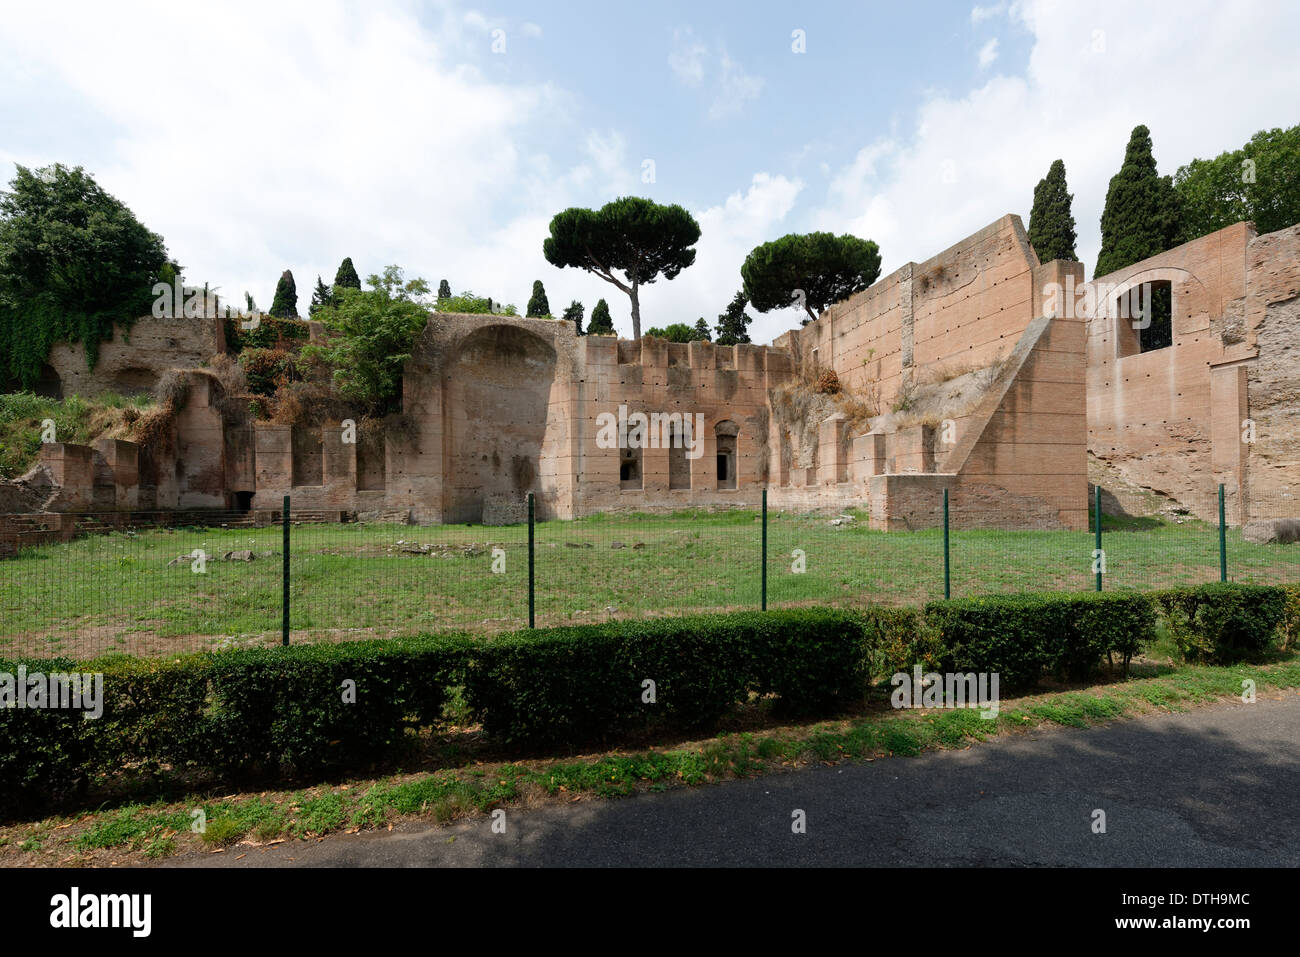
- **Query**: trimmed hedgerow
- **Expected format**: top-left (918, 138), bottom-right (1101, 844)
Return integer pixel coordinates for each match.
top-left (924, 592), bottom-right (1158, 686)
top-left (1151, 583), bottom-right (1286, 664)
top-left (0, 634), bottom-right (471, 814)
top-left (463, 609), bottom-right (867, 746)
top-left (0, 589), bottom-right (1290, 813)
top-left (860, 607), bottom-right (943, 680)
top-left (0, 656), bottom-right (96, 812)
top-left (745, 609), bottom-right (871, 714)
top-left (200, 635), bottom-right (470, 775)
top-left (1281, 584), bottom-right (1300, 653)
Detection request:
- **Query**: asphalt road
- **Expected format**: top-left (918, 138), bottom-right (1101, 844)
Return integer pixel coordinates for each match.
top-left (173, 693), bottom-right (1300, 867)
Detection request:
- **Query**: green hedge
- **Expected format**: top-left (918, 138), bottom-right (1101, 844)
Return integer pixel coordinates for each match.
top-left (0, 657), bottom-right (95, 809)
top-left (924, 592), bottom-right (1158, 686)
top-left (861, 607), bottom-right (943, 680)
top-left (0, 587), bottom-right (1291, 814)
top-left (201, 637), bottom-right (466, 774)
top-left (1152, 583), bottom-right (1287, 664)
top-left (0, 635), bottom-right (471, 813)
top-left (463, 609), bottom-right (867, 746)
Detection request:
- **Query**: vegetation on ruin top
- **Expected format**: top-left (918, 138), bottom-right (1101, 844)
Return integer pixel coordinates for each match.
top-left (0, 390), bottom-right (153, 481)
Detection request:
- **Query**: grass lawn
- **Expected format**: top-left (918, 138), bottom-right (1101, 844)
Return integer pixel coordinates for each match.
top-left (2, 508), bottom-right (1298, 659)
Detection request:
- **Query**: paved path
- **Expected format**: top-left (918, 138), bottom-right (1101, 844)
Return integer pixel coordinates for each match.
top-left (172, 694), bottom-right (1300, 867)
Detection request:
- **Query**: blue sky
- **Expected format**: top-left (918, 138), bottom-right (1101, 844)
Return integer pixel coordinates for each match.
top-left (1, 0), bottom-right (1296, 343)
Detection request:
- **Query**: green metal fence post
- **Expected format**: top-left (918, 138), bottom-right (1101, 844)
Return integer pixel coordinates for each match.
top-left (1219, 483), bottom-right (1227, 582)
top-left (1095, 484), bottom-right (1103, 592)
top-left (761, 487), bottom-right (768, 611)
top-left (281, 494), bottom-right (290, 646)
top-left (943, 487), bottom-right (951, 600)
top-left (527, 492), bottom-right (535, 629)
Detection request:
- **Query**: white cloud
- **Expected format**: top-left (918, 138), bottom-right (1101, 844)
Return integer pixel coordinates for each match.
top-left (0, 0), bottom-right (575, 311)
top-left (668, 26), bottom-right (708, 86)
top-left (816, 0), bottom-right (1300, 279)
top-left (978, 37), bottom-right (999, 68)
top-left (710, 53), bottom-right (765, 119)
top-left (970, 2), bottom-right (1008, 24)
top-left (669, 27), bottom-right (763, 118)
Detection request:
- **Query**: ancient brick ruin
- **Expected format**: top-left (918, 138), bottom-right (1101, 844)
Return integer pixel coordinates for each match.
top-left (6, 213), bottom-right (1297, 535)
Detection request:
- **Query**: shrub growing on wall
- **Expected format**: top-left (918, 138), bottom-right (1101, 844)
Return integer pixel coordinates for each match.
top-left (239, 348), bottom-right (297, 397)
top-left (303, 265), bottom-right (432, 416)
top-left (0, 164), bottom-right (173, 388)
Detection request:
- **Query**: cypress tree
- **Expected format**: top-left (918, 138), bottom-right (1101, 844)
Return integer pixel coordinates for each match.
top-left (438, 279), bottom-right (452, 300)
top-left (562, 300), bottom-right (584, 335)
top-left (715, 291), bottom-right (754, 345)
top-left (588, 298), bottom-right (615, 335)
top-left (269, 269), bottom-right (298, 318)
top-left (1027, 159), bottom-right (1078, 263)
top-left (308, 275), bottom-right (332, 316)
top-left (526, 280), bottom-right (551, 317)
top-left (1095, 126), bottom-right (1183, 277)
top-left (333, 257), bottom-right (361, 291)
top-left (692, 317), bottom-right (712, 341)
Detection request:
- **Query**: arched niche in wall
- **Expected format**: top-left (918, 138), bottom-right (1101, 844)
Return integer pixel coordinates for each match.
top-left (443, 323), bottom-right (558, 523)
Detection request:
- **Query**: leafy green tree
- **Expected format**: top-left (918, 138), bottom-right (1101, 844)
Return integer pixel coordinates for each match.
top-left (715, 290), bottom-right (754, 345)
top-left (543, 196), bottom-right (701, 339)
top-left (303, 266), bottom-right (432, 415)
top-left (435, 290), bottom-right (517, 315)
top-left (309, 275), bottom-right (333, 316)
top-left (587, 298), bottom-right (615, 335)
top-left (741, 232), bottom-right (881, 324)
top-left (1175, 125), bottom-right (1300, 239)
top-left (333, 257), bottom-right (361, 291)
top-left (1027, 159), bottom-right (1078, 263)
top-left (269, 269), bottom-right (299, 318)
top-left (692, 317), bottom-right (712, 341)
top-left (1095, 125), bottom-right (1183, 277)
top-left (562, 300), bottom-right (584, 335)
top-left (245, 291), bottom-right (259, 312)
top-left (438, 279), bottom-right (452, 300)
top-left (645, 322), bottom-right (696, 343)
top-left (526, 280), bottom-right (551, 317)
top-left (0, 163), bottom-right (172, 386)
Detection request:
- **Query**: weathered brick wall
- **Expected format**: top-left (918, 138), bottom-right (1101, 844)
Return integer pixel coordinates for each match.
top-left (776, 215), bottom-right (1039, 410)
top-left (46, 315), bottom-right (223, 397)
top-left (1085, 221), bottom-right (1300, 523)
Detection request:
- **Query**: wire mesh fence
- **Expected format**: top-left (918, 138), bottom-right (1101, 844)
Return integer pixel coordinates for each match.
top-left (2, 485), bottom-right (1298, 659)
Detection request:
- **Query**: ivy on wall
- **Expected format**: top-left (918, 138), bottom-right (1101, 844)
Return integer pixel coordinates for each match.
top-left (0, 163), bottom-right (172, 389)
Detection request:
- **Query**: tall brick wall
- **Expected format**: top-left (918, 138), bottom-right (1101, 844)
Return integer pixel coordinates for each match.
top-left (1085, 221), bottom-right (1300, 522)
top-left (775, 215), bottom-right (1040, 409)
